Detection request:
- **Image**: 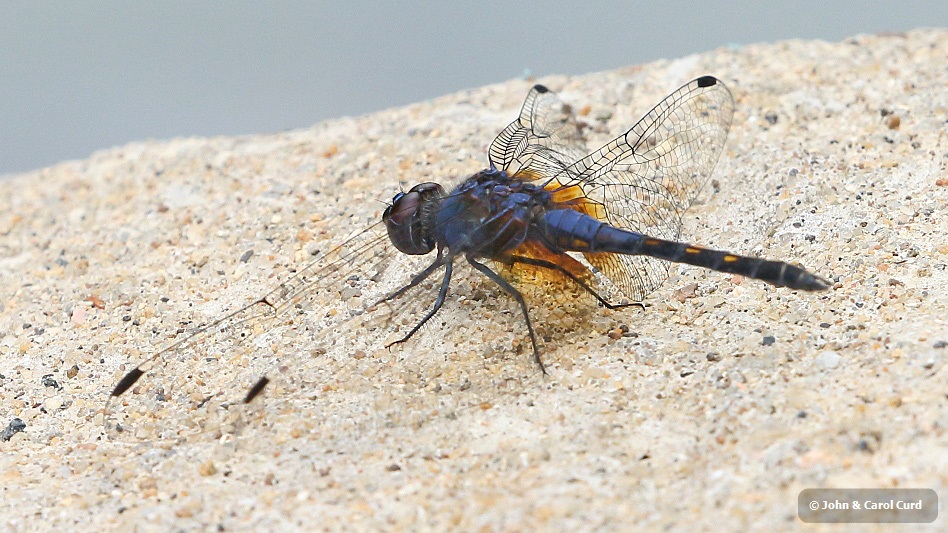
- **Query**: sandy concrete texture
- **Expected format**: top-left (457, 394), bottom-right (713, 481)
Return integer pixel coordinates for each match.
top-left (1, 29), bottom-right (946, 531)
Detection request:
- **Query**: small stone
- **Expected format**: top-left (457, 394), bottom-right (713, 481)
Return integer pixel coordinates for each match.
top-left (86, 295), bottom-right (106, 310)
top-left (198, 460), bottom-right (217, 476)
top-left (45, 395), bottom-right (64, 411)
top-left (762, 336), bottom-right (776, 346)
top-left (674, 283), bottom-right (698, 303)
top-left (0, 418), bottom-right (26, 441)
top-left (815, 350), bottom-right (841, 369)
top-left (41, 375), bottom-right (61, 390)
top-left (340, 287), bottom-right (361, 300)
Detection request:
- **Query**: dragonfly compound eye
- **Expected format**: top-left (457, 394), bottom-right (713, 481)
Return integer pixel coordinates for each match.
top-left (384, 182), bottom-right (444, 255)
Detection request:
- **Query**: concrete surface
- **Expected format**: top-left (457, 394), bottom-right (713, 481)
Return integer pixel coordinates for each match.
top-left (0, 29), bottom-right (945, 531)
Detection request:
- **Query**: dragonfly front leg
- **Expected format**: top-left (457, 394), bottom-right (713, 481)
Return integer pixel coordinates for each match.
top-left (466, 255), bottom-right (546, 374)
top-left (385, 258), bottom-right (454, 349)
top-left (372, 249), bottom-right (445, 307)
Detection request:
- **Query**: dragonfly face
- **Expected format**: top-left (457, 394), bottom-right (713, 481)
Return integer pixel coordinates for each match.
top-left (383, 182), bottom-right (444, 255)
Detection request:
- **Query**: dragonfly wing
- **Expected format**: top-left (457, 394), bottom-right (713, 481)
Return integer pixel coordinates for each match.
top-left (555, 76), bottom-right (735, 301)
top-left (488, 84), bottom-right (588, 180)
top-left (258, 222), bottom-right (394, 315)
top-left (106, 220), bottom-right (416, 425)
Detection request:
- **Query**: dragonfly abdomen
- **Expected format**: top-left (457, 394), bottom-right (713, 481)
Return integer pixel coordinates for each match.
top-left (539, 208), bottom-right (829, 292)
top-left (633, 237), bottom-right (829, 291)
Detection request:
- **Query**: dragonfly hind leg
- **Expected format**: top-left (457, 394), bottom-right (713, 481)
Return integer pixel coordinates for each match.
top-left (385, 258), bottom-right (454, 349)
top-left (466, 255), bottom-right (547, 374)
top-left (508, 255), bottom-right (645, 311)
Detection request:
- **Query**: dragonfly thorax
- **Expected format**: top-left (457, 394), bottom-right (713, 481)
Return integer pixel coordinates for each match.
top-left (432, 170), bottom-right (550, 258)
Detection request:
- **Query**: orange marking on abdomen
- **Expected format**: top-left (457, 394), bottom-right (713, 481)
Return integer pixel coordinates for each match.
top-left (644, 238), bottom-right (661, 245)
top-left (723, 255), bottom-right (739, 263)
top-left (685, 247), bottom-right (702, 254)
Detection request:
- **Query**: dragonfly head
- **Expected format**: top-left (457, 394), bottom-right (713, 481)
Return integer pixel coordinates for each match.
top-left (383, 182), bottom-right (445, 255)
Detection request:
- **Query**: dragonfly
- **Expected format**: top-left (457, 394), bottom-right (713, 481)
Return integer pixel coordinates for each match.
top-left (108, 75), bottom-right (829, 416)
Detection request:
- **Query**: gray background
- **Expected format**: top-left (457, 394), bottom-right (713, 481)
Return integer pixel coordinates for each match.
top-left (2, 1), bottom-right (945, 176)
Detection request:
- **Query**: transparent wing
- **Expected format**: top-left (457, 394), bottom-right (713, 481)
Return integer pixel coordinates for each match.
top-left (105, 219), bottom-right (424, 430)
top-left (488, 84), bottom-right (588, 180)
top-left (551, 76), bottom-right (735, 301)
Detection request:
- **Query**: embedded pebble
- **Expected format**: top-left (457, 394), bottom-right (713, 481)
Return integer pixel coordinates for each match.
top-left (45, 395), bottom-right (64, 411)
top-left (0, 418), bottom-right (26, 441)
top-left (815, 350), bottom-right (842, 369)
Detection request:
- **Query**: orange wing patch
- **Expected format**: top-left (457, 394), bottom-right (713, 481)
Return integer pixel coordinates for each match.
top-left (547, 184), bottom-right (607, 221)
top-left (511, 168), bottom-right (543, 182)
top-left (499, 239), bottom-right (594, 290)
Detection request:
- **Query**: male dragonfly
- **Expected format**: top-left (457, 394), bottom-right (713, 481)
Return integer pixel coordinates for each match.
top-left (109, 76), bottom-right (829, 410)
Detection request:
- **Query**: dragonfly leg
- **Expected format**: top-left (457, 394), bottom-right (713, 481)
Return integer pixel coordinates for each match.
top-left (508, 255), bottom-right (645, 310)
top-left (466, 255), bottom-right (546, 374)
top-left (373, 249), bottom-right (446, 307)
top-left (386, 259), bottom-right (454, 349)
